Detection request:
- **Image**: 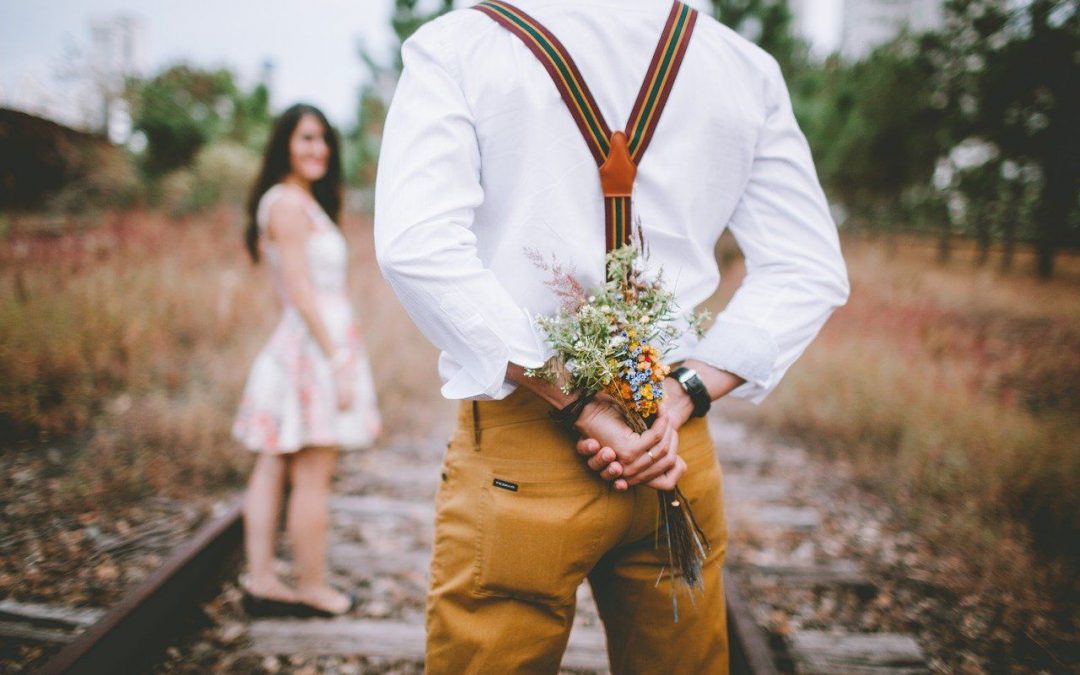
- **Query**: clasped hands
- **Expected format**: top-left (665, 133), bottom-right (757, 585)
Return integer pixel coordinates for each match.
top-left (571, 380), bottom-right (695, 491)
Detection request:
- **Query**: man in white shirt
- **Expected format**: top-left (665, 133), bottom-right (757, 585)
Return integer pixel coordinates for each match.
top-left (375, 1), bottom-right (849, 672)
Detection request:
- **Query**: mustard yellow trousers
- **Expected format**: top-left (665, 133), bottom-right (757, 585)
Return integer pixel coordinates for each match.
top-left (425, 389), bottom-right (729, 674)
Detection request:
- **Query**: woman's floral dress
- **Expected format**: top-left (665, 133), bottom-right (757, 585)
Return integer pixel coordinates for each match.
top-left (232, 184), bottom-right (381, 454)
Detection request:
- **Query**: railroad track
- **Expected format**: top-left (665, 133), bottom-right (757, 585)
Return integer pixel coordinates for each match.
top-left (28, 500), bottom-right (244, 675)
top-left (25, 412), bottom-right (931, 674)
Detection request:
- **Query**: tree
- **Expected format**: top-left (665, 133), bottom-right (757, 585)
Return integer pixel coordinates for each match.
top-left (228, 77), bottom-right (273, 150)
top-left (807, 34), bottom-right (947, 220)
top-left (984, 0), bottom-right (1079, 277)
top-left (711, 0), bottom-right (804, 75)
top-left (346, 0), bottom-right (454, 186)
top-left (129, 65), bottom-right (238, 175)
top-left (932, 0), bottom-right (1080, 277)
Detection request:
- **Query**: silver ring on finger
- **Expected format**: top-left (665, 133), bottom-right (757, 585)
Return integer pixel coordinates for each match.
top-left (646, 449), bottom-right (656, 463)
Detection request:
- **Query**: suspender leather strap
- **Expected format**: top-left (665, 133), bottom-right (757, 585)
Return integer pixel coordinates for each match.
top-left (474, 0), bottom-right (697, 254)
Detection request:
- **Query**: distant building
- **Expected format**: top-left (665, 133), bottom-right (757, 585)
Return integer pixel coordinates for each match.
top-left (88, 14), bottom-right (143, 141)
top-left (838, 0), bottom-right (944, 59)
top-left (786, 0), bottom-right (943, 60)
top-left (786, 0), bottom-right (823, 51)
top-left (0, 14), bottom-right (143, 138)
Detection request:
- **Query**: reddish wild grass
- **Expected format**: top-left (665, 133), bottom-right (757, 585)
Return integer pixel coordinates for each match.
top-left (0, 207), bottom-right (448, 508)
top-left (710, 233), bottom-right (1080, 617)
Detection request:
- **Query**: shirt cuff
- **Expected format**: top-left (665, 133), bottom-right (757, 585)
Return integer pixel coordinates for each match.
top-left (437, 294), bottom-right (547, 400)
top-left (687, 318), bottom-right (779, 400)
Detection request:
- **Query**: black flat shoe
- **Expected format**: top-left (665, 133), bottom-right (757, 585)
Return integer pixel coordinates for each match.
top-left (291, 591), bottom-right (359, 618)
top-left (241, 590), bottom-right (307, 618)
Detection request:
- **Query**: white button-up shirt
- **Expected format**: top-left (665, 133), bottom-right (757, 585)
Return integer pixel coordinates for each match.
top-left (374, 0), bottom-right (849, 403)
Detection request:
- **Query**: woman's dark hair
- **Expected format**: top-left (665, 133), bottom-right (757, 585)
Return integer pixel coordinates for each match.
top-left (245, 103), bottom-right (343, 263)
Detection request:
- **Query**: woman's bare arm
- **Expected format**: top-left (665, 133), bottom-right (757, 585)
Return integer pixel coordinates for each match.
top-left (266, 193), bottom-right (337, 360)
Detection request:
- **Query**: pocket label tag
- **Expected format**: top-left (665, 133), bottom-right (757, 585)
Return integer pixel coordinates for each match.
top-left (493, 478), bottom-right (519, 492)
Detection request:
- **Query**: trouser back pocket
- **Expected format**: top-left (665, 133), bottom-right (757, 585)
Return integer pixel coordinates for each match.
top-left (473, 464), bottom-right (607, 606)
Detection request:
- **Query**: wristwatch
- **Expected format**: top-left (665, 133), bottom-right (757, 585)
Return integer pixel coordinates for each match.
top-left (670, 366), bottom-right (711, 418)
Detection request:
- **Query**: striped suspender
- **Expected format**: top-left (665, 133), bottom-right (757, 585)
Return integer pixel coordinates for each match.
top-left (474, 0), bottom-right (698, 254)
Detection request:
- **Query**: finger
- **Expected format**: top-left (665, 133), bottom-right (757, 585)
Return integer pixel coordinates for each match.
top-left (623, 425), bottom-right (676, 480)
top-left (586, 447), bottom-right (617, 472)
top-left (633, 416), bottom-right (667, 449)
top-left (646, 456), bottom-right (687, 492)
top-left (621, 438), bottom-right (666, 481)
top-left (628, 448), bottom-right (677, 486)
top-left (601, 461), bottom-right (623, 481)
top-left (630, 448), bottom-right (677, 486)
top-left (577, 437), bottom-right (601, 456)
top-left (653, 405), bottom-right (672, 424)
top-left (614, 478), bottom-right (629, 491)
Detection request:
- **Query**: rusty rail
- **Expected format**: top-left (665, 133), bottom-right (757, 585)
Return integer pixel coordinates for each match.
top-left (36, 499), bottom-right (243, 675)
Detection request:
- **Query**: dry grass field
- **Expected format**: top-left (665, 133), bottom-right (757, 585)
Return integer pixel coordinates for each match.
top-left (0, 207), bottom-right (450, 512)
top-left (1, 208), bottom-right (1077, 667)
top-left (711, 233), bottom-right (1080, 651)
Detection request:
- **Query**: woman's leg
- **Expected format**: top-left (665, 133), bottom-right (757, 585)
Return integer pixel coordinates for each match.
top-left (243, 452), bottom-right (295, 600)
top-left (287, 445), bottom-right (350, 613)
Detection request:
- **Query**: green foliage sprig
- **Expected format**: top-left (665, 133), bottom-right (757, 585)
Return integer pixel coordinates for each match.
top-left (525, 238), bottom-right (709, 421)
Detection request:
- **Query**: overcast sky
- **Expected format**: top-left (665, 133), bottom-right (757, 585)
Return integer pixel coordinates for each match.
top-left (0, 0), bottom-right (841, 130)
top-left (0, 0), bottom-right (401, 129)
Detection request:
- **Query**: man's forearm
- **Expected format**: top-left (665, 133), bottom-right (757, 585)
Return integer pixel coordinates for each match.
top-left (662, 360), bottom-right (745, 430)
top-left (682, 359), bottom-right (745, 401)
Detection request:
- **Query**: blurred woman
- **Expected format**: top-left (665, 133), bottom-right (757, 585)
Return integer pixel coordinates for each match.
top-left (233, 103), bottom-right (381, 617)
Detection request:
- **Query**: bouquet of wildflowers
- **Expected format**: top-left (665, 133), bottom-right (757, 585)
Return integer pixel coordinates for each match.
top-left (526, 235), bottom-right (712, 611)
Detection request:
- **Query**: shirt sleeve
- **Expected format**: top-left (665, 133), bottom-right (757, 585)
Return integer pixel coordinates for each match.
top-left (373, 21), bottom-right (546, 400)
top-left (688, 56), bottom-right (850, 404)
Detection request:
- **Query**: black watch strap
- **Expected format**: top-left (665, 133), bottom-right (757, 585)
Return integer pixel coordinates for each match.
top-left (670, 366), bottom-right (711, 418)
top-left (549, 392), bottom-right (595, 430)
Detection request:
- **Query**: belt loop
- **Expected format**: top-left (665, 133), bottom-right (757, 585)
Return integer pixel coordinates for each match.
top-left (471, 401), bottom-right (481, 451)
